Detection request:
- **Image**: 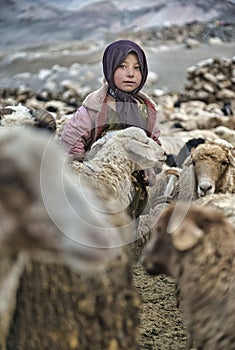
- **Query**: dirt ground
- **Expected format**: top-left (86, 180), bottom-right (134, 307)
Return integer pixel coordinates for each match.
top-left (133, 260), bottom-right (188, 350)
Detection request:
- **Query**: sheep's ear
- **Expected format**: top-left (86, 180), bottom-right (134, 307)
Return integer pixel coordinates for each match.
top-left (228, 150), bottom-right (235, 167)
top-left (125, 140), bottom-right (157, 163)
top-left (171, 220), bottom-right (204, 251)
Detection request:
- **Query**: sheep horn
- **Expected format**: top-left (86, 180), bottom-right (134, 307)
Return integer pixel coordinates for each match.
top-left (228, 150), bottom-right (235, 168)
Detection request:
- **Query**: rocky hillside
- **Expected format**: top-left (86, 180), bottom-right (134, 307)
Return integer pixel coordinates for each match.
top-left (1, 0), bottom-right (235, 51)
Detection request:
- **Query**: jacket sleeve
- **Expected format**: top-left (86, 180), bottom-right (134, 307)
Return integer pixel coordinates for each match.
top-left (150, 118), bottom-right (161, 145)
top-left (140, 92), bottom-right (162, 146)
top-left (61, 106), bottom-right (95, 156)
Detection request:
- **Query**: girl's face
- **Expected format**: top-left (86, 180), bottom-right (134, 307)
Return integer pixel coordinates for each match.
top-left (113, 53), bottom-right (142, 93)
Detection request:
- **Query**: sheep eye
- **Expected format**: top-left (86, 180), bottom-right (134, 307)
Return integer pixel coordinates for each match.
top-left (221, 160), bottom-right (229, 166)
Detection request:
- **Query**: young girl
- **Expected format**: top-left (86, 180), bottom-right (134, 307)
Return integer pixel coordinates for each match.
top-left (61, 39), bottom-right (161, 217)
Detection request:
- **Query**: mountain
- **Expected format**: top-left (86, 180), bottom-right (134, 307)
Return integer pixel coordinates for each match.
top-left (0, 0), bottom-right (235, 51)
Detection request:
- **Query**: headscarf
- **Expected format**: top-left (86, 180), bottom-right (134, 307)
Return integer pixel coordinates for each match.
top-left (102, 39), bottom-right (148, 129)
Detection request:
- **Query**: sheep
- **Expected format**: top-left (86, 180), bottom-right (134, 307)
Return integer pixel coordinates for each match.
top-left (191, 140), bottom-right (235, 196)
top-left (159, 129), bottom-right (217, 167)
top-left (0, 126), bottom-right (135, 268)
top-left (172, 140), bottom-right (235, 200)
top-left (165, 137), bottom-right (205, 168)
top-left (148, 167), bottom-right (181, 207)
top-left (166, 129), bottom-right (218, 142)
top-left (196, 192), bottom-right (235, 225)
top-left (168, 104), bottom-right (235, 130)
top-left (0, 126), bottom-right (143, 349)
top-left (214, 125), bottom-right (235, 146)
top-left (135, 166), bottom-right (181, 258)
top-left (159, 135), bottom-right (187, 156)
top-left (70, 127), bottom-right (166, 219)
top-left (142, 202), bottom-right (235, 350)
top-left (0, 104), bottom-right (56, 133)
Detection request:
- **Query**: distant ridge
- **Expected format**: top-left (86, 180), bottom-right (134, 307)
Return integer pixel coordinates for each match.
top-left (0, 0), bottom-right (234, 51)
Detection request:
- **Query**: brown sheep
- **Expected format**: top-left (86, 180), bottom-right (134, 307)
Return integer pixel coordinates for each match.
top-left (191, 140), bottom-right (235, 197)
top-left (172, 140), bottom-right (235, 200)
top-left (0, 126), bottom-right (140, 349)
top-left (142, 202), bottom-right (235, 350)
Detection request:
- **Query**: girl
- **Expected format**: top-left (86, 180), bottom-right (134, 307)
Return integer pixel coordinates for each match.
top-left (61, 39), bottom-right (162, 217)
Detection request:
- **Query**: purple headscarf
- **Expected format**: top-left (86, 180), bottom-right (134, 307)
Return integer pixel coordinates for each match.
top-left (102, 39), bottom-right (148, 129)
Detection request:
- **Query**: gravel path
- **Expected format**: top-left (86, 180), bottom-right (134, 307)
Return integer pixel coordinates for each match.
top-left (133, 261), bottom-right (188, 350)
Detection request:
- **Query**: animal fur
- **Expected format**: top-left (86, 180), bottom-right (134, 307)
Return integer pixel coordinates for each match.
top-left (142, 202), bottom-right (235, 350)
top-left (70, 127), bottom-right (166, 219)
top-left (172, 140), bottom-right (235, 200)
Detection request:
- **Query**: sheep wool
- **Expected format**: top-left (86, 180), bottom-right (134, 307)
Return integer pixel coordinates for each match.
top-left (0, 126), bottom-right (140, 349)
top-left (172, 140), bottom-right (235, 200)
top-left (142, 202), bottom-right (235, 350)
top-left (70, 127), bottom-right (166, 221)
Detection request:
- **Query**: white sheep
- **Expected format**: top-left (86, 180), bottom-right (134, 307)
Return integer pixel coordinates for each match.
top-left (70, 127), bottom-right (166, 219)
top-left (0, 104), bottom-right (56, 133)
top-left (172, 140), bottom-right (235, 200)
top-left (215, 125), bottom-right (235, 147)
top-left (196, 192), bottom-right (235, 225)
top-left (0, 105), bottom-right (32, 127)
top-left (0, 126), bottom-right (133, 269)
top-left (142, 202), bottom-right (235, 350)
top-left (169, 105), bottom-right (235, 130)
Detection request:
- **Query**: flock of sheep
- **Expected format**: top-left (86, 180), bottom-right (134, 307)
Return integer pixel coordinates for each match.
top-left (0, 96), bottom-right (235, 349)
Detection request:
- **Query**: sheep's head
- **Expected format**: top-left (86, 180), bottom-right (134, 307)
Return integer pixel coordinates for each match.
top-left (116, 127), bottom-right (166, 170)
top-left (91, 127), bottom-right (165, 170)
top-left (190, 141), bottom-right (235, 197)
top-left (142, 202), bottom-right (225, 277)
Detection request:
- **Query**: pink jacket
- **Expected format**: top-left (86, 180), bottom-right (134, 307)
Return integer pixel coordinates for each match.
top-left (61, 84), bottom-right (161, 157)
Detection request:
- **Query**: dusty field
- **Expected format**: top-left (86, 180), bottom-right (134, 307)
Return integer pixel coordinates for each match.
top-left (133, 260), bottom-right (188, 350)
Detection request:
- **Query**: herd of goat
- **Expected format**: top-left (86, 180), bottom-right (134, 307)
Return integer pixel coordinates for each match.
top-left (0, 104), bottom-right (235, 349)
